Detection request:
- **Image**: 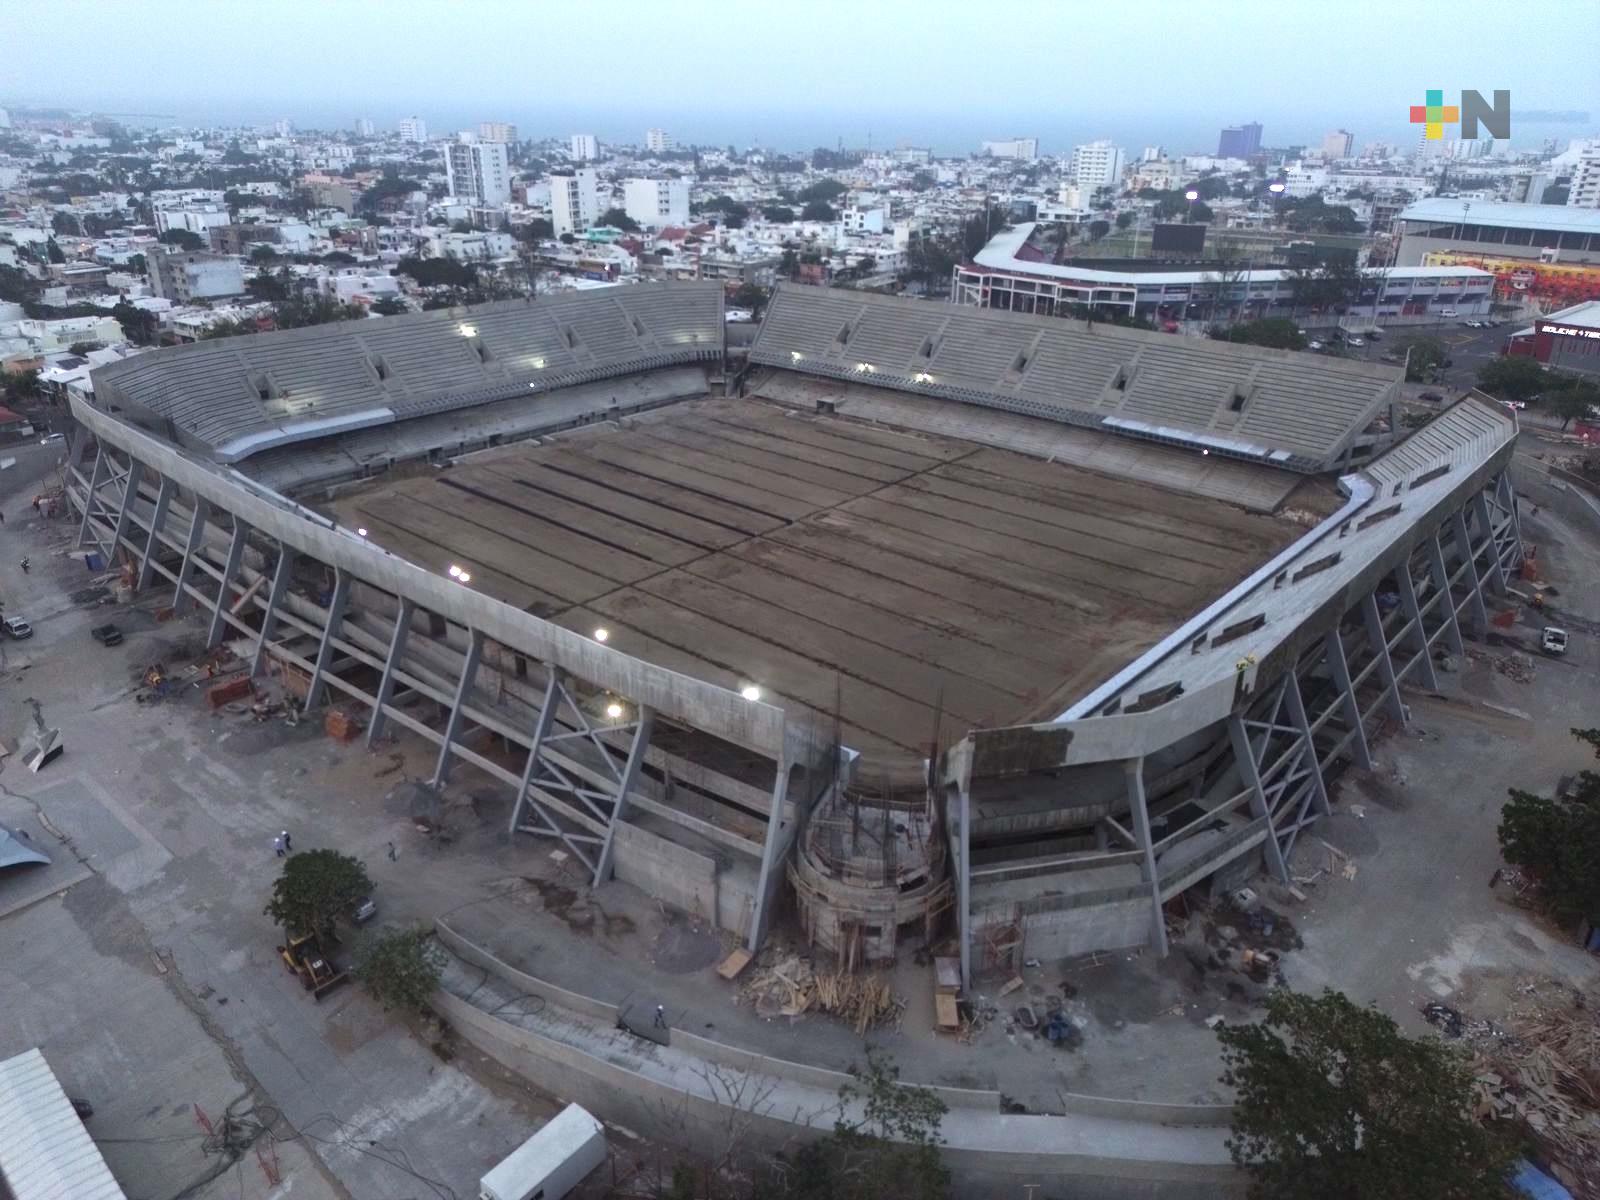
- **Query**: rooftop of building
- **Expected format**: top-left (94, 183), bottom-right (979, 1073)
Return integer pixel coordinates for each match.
top-left (1397, 196), bottom-right (1600, 235)
top-left (1537, 299), bottom-right (1600, 331)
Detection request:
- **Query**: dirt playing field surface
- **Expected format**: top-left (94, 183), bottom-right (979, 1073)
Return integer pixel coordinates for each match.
top-left (328, 397), bottom-right (1301, 775)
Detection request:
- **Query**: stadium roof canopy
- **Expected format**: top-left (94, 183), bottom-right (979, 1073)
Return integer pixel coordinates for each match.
top-left (91, 282), bottom-right (723, 463)
top-left (1397, 197), bottom-right (1600, 236)
top-left (750, 283), bottom-right (1401, 470)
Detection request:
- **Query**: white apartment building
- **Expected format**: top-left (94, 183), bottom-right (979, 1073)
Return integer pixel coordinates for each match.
top-left (842, 206), bottom-right (887, 234)
top-left (623, 177), bottom-right (689, 228)
top-left (446, 137), bottom-right (511, 207)
top-left (645, 128), bottom-right (674, 153)
top-left (1568, 141), bottom-right (1600, 209)
top-left (570, 133), bottom-right (598, 162)
top-left (1069, 141), bottom-right (1125, 192)
top-left (479, 121), bottom-right (518, 144)
top-left (146, 245), bottom-right (245, 303)
top-left (981, 137), bottom-right (1039, 160)
top-left (355, 117), bottom-right (375, 137)
top-left (1322, 129), bottom-right (1354, 159)
top-left (398, 116), bottom-right (428, 143)
top-left (551, 170), bottom-right (602, 235)
top-left (153, 204), bottom-right (232, 239)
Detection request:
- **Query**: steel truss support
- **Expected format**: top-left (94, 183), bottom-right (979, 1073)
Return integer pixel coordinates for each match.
top-left (1395, 554), bottom-right (1439, 690)
top-left (172, 498), bottom-right (211, 615)
top-left (136, 474), bottom-right (175, 591)
top-left (1424, 530), bottom-right (1465, 658)
top-left (1323, 628), bottom-right (1373, 770)
top-left (1451, 510), bottom-right (1489, 638)
top-left (207, 520), bottom-right (251, 649)
top-left (1362, 592), bottom-right (1405, 722)
top-left (366, 598), bottom-right (415, 747)
top-left (432, 628), bottom-right (484, 786)
top-left (251, 546), bottom-right (296, 677)
top-left (1125, 758), bottom-right (1168, 958)
top-left (303, 569), bottom-right (350, 713)
top-left (506, 669), bottom-right (654, 888)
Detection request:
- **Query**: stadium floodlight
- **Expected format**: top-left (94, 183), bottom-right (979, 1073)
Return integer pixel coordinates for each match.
top-left (594, 627), bottom-right (610, 642)
top-left (741, 685), bottom-right (762, 702)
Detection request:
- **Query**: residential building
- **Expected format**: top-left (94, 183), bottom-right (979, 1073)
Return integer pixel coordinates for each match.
top-left (1504, 299), bottom-right (1600, 378)
top-left (445, 137), bottom-right (512, 207)
top-left (1569, 142), bottom-right (1600, 209)
top-left (1322, 129), bottom-right (1354, 159)
top-left (478, 121), bottom-right (518, 144)
top-left (1069, 140), bottom-right (1125, 192)
top-left (842, 206), bottom-right (888, 234)
top-left (981, 137), bottom-right (1039, 160)
top-left (623, 177), bottom-right (689, 229)
top-left (570, 133), bottom-right (598, 162)
top-left (1217, 122), bottom-right (1262, 158)
top-left (146, 244), bottom-right (246, 303)
top-left (209, 224), bottom-right (281, 256)
top-left (153, 204), bottom-right (232, 240)
top-left (355, 117), bottom-right (375, 137)
top-left (551, 170), bottom-right (602, 235)
top-left (645, 128), bottom-right (674, 153)
top-left (398, 116), bottom-right (428, 143)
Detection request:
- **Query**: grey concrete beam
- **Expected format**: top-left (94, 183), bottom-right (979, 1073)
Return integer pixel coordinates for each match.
top-left (1425, 531), bottom-right (1465, 658)
top-left (136, 474), bottom-right (175, 591)
top-left (251, 546), bottom-right (296, 677)
top-left (1472, 491), bottom-right (1508, 593)
top-left (1282, 672), bottom-right (1331, 819)
top-left (1450, 509), bottom-right (1489, 637)
top-left (367, 597), bottom-right (416, 747)
top-left (172, 498), bottom-right (212, 616)
top-left (1395, 556), bottom-right (1439, 690)
top-left (1227, 713), bottom-right (1290, 884)
top-left (432, 628), bottom-right (484, 786)
top-left (304, 569), bottom-right (350, 712)
top-left (108, 458), bottom-right (145, 567)
top-left (747, 757), bottom-right (793, 955)
top-left (207, 520), bottom-right (252, 649)
top-left (592, 705), bottom-right (655, 886)
top-left (1323, 628), bottom-right (1373, 770)
top-left (1125, 758), bottom-right (1168, 958)
top-left (1361, 593), bottom-right (1405, 723)
top-left (75, 445), bottom-right (105, 550)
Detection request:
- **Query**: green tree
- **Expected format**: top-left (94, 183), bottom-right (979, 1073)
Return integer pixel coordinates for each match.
top-left (1088, 219), bottom-right (1111, 241)
top-left (1115, 211), bottom-right (1134, 230)
top-left (369, 295), bottom-right (408, 316)
top-left (46, 237), bottom-right (65, 264)
top-left (598, 207), bottom-right (641, 232)
top-left (321, 250), bottom-right (357, 265)
top-left (111, 300), bottom-right (158, 346)
top-left (801, 200), bottom-right (837, 222)
top-left (1217, 989), bottom-right (1516, 1200)
top-left (1398, 336), bottom-right (1448, 383)
top-left (517, 217), bottom-right (555, 241)
top-left (1498, 727), bottom-right (1600, 922)
top-left (397, 255), bottom-right (477, 289)
top-left (1475, 355), bottom-right (1545, 402)
top-left (450, 219), bottom-right (474, 234)
top-left (67, 340), bottom-right (103, 356)
top-left (1211, 318), bottom-right (1307, 350)
top-left (263, 849), bottom-right (373, 938)
top-left (157, 228), bottom-right (205, 251)
top-left (762, 204), bottom-right (796, 223)
top-left (769, 1050), bottom-right (949, 1200)
top-left (3, 368), bottom-right (41, 408)
top-left (249, 244), bottom-right (278, 264)
top-left (1545, 378), bottom-right (1600, 429)
top-left (797, 178), bottom-right (848, 203)
top-left (778, 247), bottom-right (799, 280)
top-left (246, 268), bottom-right (293, 303)
top-left (51, 210), bottom-right (81, 237)
top-left (731, 282), bottom-right (770, 315)
top-left (353, 926), bottom-right (445, 1012)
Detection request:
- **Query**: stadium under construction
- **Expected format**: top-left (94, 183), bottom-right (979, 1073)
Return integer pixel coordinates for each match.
top-left (64, 280), bottom-right (1523, 988)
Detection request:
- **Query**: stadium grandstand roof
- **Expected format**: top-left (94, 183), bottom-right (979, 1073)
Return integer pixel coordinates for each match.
top-left (0, 1049), bottom-right (126, 1200)
top-left (749, 283), bottom-right (1401, 470)
top-left (90, 282), bottom-right (723, 463)
top-left (1397, 197), bottom-right (1600, 235)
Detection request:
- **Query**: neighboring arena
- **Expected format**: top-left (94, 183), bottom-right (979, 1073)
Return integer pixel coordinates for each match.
top-left (67, 279), bottom-right (1522, 987)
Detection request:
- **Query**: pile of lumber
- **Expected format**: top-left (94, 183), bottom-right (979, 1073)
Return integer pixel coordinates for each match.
top-left (814, 971), bottom-right (899, 1035)
top-left (738, 953), bottom-right (901, 1032)
top-left (1471, 979), bottom-right (1599, 1195)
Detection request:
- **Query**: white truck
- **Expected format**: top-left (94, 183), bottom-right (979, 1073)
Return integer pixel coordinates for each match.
top-left (1541, 626), bottom-right (1568, 656)
top-left (480, 1103), bottom-right (605, 1200)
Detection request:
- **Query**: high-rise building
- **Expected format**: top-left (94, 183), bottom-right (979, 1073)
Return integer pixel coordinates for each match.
top-left (1140, 145), bottom-right (1163, 162)
top-left (570, 133), bottom-right (598, 162)
top-left (1217, 122), bottom-right (1262, 158)
top-left (1568, 140), bottom-right (1600, 208)
top-left (446, 137), bottom-right (512, 207)
top-left (354, 117), bottom-right (375, 137)
top-left (980, 137), bottom-right (1039, 160)
top-left (1322, 129), bottom-right (1354, 159)
top-left (623, 177), bottom-right (690, 228)
top-left (551, 169), bottom-right (601, 234)
top-left (398, 116), bottom-right (428, 143)
top-left (273, 118), bottom-right (293, 138)
top-left (645, 128), bottom-right (674, 153)
top-left (1069, 140), bottom-right (1126, 191)
top-left (478, 121), bottom-right (517, 144)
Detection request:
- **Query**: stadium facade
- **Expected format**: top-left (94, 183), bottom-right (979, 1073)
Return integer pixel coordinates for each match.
top-left (66, 281), bottom-right (1521, 987)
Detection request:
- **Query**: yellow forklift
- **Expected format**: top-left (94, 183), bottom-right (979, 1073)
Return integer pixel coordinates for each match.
top-left (277, 931), bottom-right (348, 1000)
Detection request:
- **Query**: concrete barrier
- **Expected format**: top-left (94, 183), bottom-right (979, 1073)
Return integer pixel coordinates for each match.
top-left (435, 919), bottom-right (619, 1024)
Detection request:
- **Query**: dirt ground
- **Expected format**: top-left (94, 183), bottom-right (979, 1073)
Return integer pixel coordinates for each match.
top-left (325, 396), bottom-right (1300, 779)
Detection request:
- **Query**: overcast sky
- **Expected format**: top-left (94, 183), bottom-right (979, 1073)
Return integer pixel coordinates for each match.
top-left (4, 0), bottom-right (1595, 153)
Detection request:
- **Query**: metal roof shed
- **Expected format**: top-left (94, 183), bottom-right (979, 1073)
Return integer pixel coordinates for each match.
top-left (0, 1049), bottom-right (125, 1200)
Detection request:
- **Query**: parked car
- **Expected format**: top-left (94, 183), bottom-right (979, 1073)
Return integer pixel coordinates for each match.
top-left (1307, 340), bottom-right (1325, 351)
top-left (2, 616), bottom-right (33, 639)
top-left (90, 623), bottom-right (123, 647)
top-left (1346, 336), bottom-right (1365, 347)
top-left (1541, 627), bottom-right (1568, 656)
top-left (1367, 328), bottom-right (1383, 340)
top-left (1438, 308), bottom-right (1459, 318)
top-left (1419, 391), bottom-right (1445, 403)
top-left (39, 432), bottom-right (64, 445)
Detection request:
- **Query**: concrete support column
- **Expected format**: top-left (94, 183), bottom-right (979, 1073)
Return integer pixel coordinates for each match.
top-left (1282, 672), bottom-right (1331, 819)
top-left (432, 628), bottom-right (484, 786)
top-left (1496, 471), bottom-right (1523, 561)
top-left (1425, 530), bottom-right (1465, 658)
top-left (509, 669), bottom-right (562, 835)
top-left (1125, 758), bottom-right (1168, 958)
top-left (1395, 555), bottom-right (1439, 690)
top-left (592, 705), bottom-right (656, 887)
top-left (1361, 592), bottom-right (1405, 723)
top-left (207, 520), bottom-right (252, 649)
top-left (1451, 509), bottom-right (1489, 638)
top-left (108, 458), bottom-right (146, 563)
top-left (747, 756), bottom-right (793, 954)
top-left (366, 597), bottom-right (415, 747)
top-left (1473, 492), bottom-right (1508, 594)
top-left (66, 427), bottom-right (90, 474)
top-left (250, 547), bottom-right (296, 677)
top-left (1323, 627), bottom-right (1373, 770)
top-left (172, 498), bottom-right (211, 616)
top-left (75, 445), bottom-right (105, 549)
top-left (136, 474), bottom-right (175, 591)
top-left (1227, 714), bottom-right (1291, 883)
top-left (303, 569), bottom-right (350, 712)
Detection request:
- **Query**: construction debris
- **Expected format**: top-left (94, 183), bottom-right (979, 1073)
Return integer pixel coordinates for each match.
top-left (1465, 645), bottom-right (1535, 683)
top-left (737, 953), bottom-right (902, 1033)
